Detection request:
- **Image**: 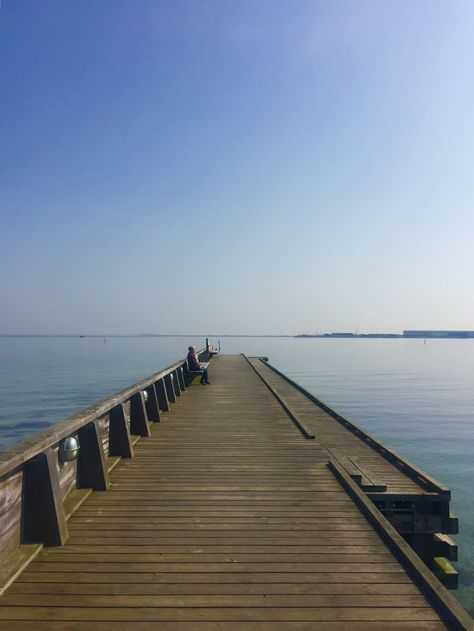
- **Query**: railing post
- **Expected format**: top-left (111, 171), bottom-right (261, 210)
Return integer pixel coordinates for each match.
top-left (77, 420), bottom-right (110, 491)
top-left (109, 404), bottom-right (133, 458)
top-left (145, 384), bottom-right (161, 422)
top-left (155, 378), bottom-right (170, 412)
top-left (173, 369), bottom-right (181, 396)
top-left (164, 373), bottom-right (176, 403)
top-left (177, 365), bottom-right (186, 391)
top-left (23, 448), bottom-right (69, 546)
top-left (129, 392), bottom-right (151, 437)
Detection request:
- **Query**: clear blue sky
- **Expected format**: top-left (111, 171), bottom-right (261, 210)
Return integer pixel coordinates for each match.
top-left (1, 1), bottom-right (473, 335)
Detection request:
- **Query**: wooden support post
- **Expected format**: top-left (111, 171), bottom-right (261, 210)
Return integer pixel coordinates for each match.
top-left (23, 448), bottom-right (69, 546)
top-left (434, 556), bottom-right (458, 590)
top-left (109, 404), bottom-right (133, 458)
top-left (182, 363), bottom-right (191, 387)
top-left (129, 392), bottom-right (151, 437)
top-left (177, 366), bottom-right (186, 391)
top-left (173, 369), bottom-right (181, 396)
top-left (434, 533), bottom-right (458, 561)
top-left (164, 373), bottom-right (176, 404)
top-left (145, 384), bottom-right (161, 422)
top-left (78, 421), bottom-right (110, 491)
top-left (155, 378), bottom-right (170, 412)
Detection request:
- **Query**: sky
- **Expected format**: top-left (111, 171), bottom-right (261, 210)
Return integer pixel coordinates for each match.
top-left (0, 0), bottom-right (473, 335)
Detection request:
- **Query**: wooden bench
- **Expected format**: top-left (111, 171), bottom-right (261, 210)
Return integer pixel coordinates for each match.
top-left (186, 361), bottom-right (209, 386)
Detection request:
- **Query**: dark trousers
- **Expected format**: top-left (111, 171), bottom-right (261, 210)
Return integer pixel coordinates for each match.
top-left (200, 368), bottom-right (209, 384)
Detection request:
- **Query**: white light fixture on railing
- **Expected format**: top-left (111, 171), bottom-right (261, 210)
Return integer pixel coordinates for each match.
top-left (142, 390), bottom-right (149, 403)
top-left (59, 436), bottom-right (80, 463)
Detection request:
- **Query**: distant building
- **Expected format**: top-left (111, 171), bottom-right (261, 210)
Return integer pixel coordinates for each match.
top-left (403, 330), bottom-right (474, 338)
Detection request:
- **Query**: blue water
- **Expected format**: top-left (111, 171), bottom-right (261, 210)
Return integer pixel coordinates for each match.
top-left (1, 335), bottom-right (473, 611)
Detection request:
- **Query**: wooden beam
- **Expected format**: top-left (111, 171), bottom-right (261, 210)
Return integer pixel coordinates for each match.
top-left (164, 373), bottom-right (176, 404)
top-left (109, 404), bottom-right (133, 458)
top-left (154, 378), bottom-right (170, 412)
top-left (129, 393), bottom-right (151, 437)
top-left (177, 366), bottom-right (186, 391)
top-left (23, 448), bottom-right (68, 546)
top-left (434, 533), bottom-right (458, 561)
top-left (434, 556), bottom-right (458, 589)
top-left (77, 421), bottom-right (110, 491)
top-left (243, 356), bottom-right (315, 439)
top-left (144, 385), bottom-right (161, 423)
top-left (172, 370), bottom-right (181, 396)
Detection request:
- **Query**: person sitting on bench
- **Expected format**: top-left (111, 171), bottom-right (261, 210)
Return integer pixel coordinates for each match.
top-left (187, 346), bottom-right (210, 385)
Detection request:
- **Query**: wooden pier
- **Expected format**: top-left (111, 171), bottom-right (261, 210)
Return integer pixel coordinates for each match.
top-left (0, 353), bottom-right (472, 630)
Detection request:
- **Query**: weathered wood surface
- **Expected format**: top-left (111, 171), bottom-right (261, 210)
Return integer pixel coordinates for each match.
top-left (0, 354), bottom-right (468, 629)
top-left (0, 353), bottom-right (205, 593)
top-left (246, 358), bottom-right (434, 496)
top-left (0, 357), bottom-right (193, 479)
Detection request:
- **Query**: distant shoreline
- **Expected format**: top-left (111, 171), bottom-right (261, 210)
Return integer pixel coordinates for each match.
top-left (1, 331), bottom-right (474, 339)
top-left (296, 330), bottom-right (474, 339)
top-left (0, 334), bottom-right (294, 338)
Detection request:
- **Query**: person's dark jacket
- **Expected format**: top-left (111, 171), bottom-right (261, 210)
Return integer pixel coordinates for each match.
top-left (187, 351), bottom-right (201, 371)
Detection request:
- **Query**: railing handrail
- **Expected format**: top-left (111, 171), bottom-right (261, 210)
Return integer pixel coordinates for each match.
top-left (0, 348), bottom-right (206, 478)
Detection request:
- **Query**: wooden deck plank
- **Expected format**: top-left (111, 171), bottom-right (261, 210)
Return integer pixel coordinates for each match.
top-left (1, 593), bottom-right (432, 607)
top-left (0, 605), bottom-right (442, 621)
top-left (0, 621), bottom-right (450, 631)
top-left (40, 544), bottom-right (389, 554)
top-left (11, 571), bottom-right (417, 584)
top-left (7, 582), bottom-right (421, 596)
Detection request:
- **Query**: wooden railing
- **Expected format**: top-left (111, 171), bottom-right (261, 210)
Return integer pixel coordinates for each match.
top-left (0, 347), bottom-right (208, 593)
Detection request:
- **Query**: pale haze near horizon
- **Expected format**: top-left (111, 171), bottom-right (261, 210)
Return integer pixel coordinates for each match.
top-left (0, 1), bottom-right (473, 336)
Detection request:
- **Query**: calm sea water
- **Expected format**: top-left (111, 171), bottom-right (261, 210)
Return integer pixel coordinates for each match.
top-left (0, 336), bottom-right (473, 611)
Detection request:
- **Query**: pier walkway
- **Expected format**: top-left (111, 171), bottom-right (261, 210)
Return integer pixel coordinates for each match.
top-left (247, 357), bottom-right (438, 499)
top-left (0, 354), bottom-right (471, 630)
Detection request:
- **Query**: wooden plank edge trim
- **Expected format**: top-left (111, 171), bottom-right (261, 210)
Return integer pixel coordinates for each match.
top-left (0, 544), bottom-right (42, 596)
top-left (242, 355), bottom-right (315, 440)
top-left (327, 458), bottom-right (473, 631)
top-left (63, 488), bottom-right (92, 521)
top-left (261, 358), bottom-right (449, 497)
top-left (106, 456), bottom-right (121, 474)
